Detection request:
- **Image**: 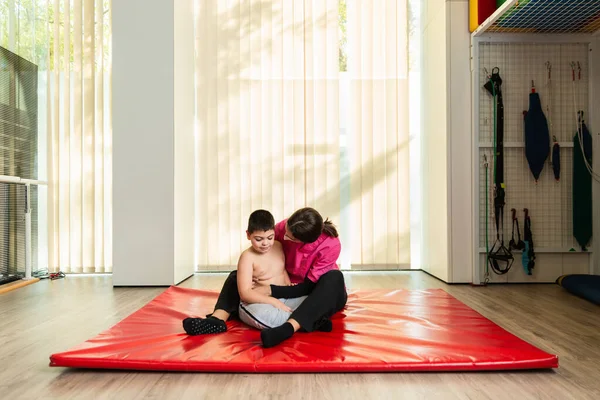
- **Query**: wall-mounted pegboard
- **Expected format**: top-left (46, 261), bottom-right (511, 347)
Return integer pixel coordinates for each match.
top-left (472, 37), bottom-right (596, 284)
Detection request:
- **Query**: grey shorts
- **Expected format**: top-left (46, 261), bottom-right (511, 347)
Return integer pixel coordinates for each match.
top-left (238, 296), bottom-right (308, 330)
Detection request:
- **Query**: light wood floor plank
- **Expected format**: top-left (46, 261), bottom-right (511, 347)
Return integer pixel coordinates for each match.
top-left (1, 271), bottom-right (599, 399)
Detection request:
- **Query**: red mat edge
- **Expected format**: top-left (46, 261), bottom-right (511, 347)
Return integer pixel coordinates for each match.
top-left (49, 355), bottom-right (558, 373)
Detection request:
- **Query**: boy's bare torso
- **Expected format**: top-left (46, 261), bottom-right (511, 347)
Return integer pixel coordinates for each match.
top-left (244, 241), bottom-right (288, 287)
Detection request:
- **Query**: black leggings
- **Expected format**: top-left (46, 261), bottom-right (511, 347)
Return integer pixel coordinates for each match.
top-left (213, 270), bottom-right (348, 332)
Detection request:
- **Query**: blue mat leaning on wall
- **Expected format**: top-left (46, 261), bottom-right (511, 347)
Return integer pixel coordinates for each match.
top-left (556, 275), bottom-right (600, 305)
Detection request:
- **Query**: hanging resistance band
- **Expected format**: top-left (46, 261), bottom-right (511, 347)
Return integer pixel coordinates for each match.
top-left (546, 61), bottom-right (560, 182)
top-left (522, 208), bottom-right (535, 275)
top-left (509, 208), bottom-right (525, 251)
top-left (484, 154), bottom-right (490, 284)
top-left (571, 61), bottom-right (594, 251)
top-left (484, 68), bottom-right (513, 275)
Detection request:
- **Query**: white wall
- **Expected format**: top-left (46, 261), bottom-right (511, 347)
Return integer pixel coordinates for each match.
top-left (448, 0), bottom-right (472, 282)
top-left (173, 0), bottom-right (195, 285)
top-left (113, 0), bottom-right (195, 286)
top-left (420, 0), bottom-right (450, 282)
top-left (419, 0), bottom-right (473, 283)
top-left (408, 0), bottom-right (423, 272)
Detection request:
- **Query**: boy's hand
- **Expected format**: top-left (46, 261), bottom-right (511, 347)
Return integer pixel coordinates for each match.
top-left (270, 298), bottom-right (292, 313)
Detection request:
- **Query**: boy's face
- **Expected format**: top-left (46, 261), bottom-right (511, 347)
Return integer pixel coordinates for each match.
top-left (247, 229), bottom-right (275, 253)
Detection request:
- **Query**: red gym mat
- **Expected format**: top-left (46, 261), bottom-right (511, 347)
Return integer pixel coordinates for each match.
top-left (49, 287), bottom-right (558, 372)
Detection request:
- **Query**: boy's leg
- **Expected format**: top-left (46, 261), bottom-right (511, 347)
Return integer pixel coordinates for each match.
top-left (238, 296), bottom-right (332, 332)
top-left (212, 270), bottom-right (241, 317)
top-left (282, 296), bottom-right (307, 311)
top-left (183, 271), bottom-right (240, 335)
top-left (238, 301), bottom-right (292, 330)
top-left (261, 270), bottom-right (347, 347)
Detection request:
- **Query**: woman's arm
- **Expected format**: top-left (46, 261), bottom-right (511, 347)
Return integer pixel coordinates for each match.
top-left (305, 241), bottom-right (341, 283)
top-left (270, 278), bottom-right (316, 298)
top-left (270, 240), bottom-right (341, 298)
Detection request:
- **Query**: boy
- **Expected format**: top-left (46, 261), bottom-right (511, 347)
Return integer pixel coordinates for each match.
top-left (235, 209), bottom-right (308, 330)
top-left (183, 210), bottom-right (306, 335)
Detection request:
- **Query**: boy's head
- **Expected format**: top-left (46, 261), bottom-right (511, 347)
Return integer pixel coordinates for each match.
top-left (246, 209), bottom-right (275, 253)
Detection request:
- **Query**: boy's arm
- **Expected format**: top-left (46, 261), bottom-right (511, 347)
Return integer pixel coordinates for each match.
top-left (237, 253), bottom-right (292, 311)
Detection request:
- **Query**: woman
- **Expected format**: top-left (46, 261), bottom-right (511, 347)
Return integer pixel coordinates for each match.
top-left (183, 207), bottom-right (347, 348)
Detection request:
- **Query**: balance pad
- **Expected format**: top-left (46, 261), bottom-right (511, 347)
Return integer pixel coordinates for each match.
top-left (50, 286), bottom-right (558, 372)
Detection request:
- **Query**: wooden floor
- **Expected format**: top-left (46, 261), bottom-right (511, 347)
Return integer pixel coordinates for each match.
top-left (1, 271), bottom-right (599, 400)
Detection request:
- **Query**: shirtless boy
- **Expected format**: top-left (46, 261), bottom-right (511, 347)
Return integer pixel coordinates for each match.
top-left (183, 210), bottom-right (305, 334)
top-left (235, 209), bottom-right (307, 330)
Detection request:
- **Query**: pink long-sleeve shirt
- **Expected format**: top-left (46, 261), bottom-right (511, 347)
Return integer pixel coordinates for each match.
top-left (274, 219), bottom-right (341, 284)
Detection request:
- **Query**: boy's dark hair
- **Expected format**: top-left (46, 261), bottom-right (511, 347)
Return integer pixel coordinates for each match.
top-left (287, 207), bottom-right (338, 243)
top-left (247, 209), bottom-right (275, 233)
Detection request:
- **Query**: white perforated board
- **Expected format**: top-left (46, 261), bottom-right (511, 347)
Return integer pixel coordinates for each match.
top-left (476, 41), bottom-right (592, 282)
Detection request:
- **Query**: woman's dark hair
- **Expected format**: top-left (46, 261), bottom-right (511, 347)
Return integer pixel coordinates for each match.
top-left (287, 207), bottom-right (338, 243)
top-left (247, 209), bottom-right (275, 233)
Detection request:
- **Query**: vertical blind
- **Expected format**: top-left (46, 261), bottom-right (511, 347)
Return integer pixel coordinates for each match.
top-left (1, 0), bottom-right (112, 273)
top-left (195, 0), bottom-right (410, 269)
top-left (49, 0), bottom-right (111, 273)
top-left (195, 0), bottom-right (341, 268)
top-left (348, 0), bottom-right (410, 266)
top-left (3, 0), bottom-right (410, 273)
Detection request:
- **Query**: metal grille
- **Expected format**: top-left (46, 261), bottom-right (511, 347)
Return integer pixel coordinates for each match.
top-left (478, 42), bottom-right (590, 250)
top-left (0, 182), bottom-right (39, 283)
top-left (0, 182), bottom-right (24, 282)
top-left (0, 45), bottom-right (38, 285)
top-left (1, 45), bottom-right (38, 179)
top-left (487, 0), bottom-right (600, 34)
